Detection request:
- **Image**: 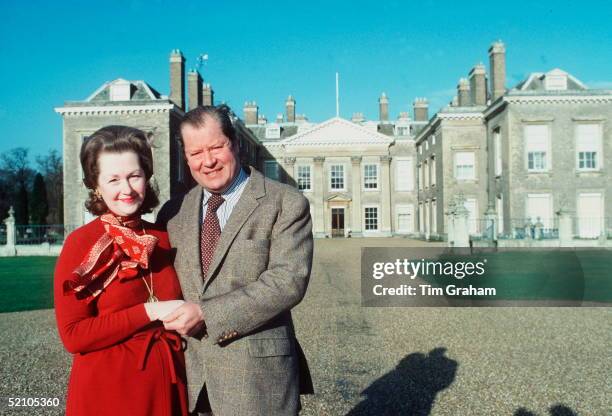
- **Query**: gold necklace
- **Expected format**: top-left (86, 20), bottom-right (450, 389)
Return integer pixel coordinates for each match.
top-left (141, 225), bottom-right (158, 302)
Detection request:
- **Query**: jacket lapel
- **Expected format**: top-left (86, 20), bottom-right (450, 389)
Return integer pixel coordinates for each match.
top-left (179, 186), bottom-right (206, 295)
top-left (203, 167), bottom-right (266, 292)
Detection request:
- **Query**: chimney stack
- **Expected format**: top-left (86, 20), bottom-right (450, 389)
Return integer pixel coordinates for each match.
top-left (187, 70), bottom-right (202, 110)
top-left (469, 63), bottom-right (487, 106)
top-left (489, 40), bottom-right (506, 101)
top-left (379, 92), bottom-right (389, 122)
top-left (285, 95), bottom-right (296, 123)
top-left (413, 98), bottom-right (429, 122)
top-left (457, 78), bottom-right (471, 106)
top-left (169, 49), bottom-right (185, 110)
top-left (243, 101), bottom-right (258, 125)
top-left (351, 112), bottom-right (365, 123)
top-left (202, 83), bottom-right (214, 106)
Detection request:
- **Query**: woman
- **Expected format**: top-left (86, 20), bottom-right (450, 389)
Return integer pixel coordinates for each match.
top-left (54, 125), bottom-right (188, 415)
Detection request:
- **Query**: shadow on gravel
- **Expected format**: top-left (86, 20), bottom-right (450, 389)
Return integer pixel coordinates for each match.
top-left (515, 404), bottom-right (578, 416)
top-left (346, 347), bottom-right (457, 416)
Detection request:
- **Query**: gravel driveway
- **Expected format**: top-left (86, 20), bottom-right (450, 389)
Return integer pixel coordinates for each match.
top-left (1, 238), bottom-right (610, 415)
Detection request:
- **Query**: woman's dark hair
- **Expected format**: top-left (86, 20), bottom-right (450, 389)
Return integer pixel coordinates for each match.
top-left (179, 104), bottom-right (238, 147)
top-left (80, 125), bottom-right (159, 215)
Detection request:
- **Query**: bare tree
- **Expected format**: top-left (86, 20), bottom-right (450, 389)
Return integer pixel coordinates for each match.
top-left (0, 148), bottom-right (34, 224)
top-left (36, 149), bottom-right (63, 224)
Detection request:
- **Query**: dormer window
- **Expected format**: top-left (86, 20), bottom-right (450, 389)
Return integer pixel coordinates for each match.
top-left (395, 126), bottom-right (409, 136)
top-left (544, 70), bottom-right (568, 90)
top-left (110, 80), bottom-right (132, 101)
top-left (265, 125), bottom-right (281, 139)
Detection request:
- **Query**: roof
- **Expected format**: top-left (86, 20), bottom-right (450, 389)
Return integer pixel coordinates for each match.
top-left (513, 69), bottom-right (587, 92)
top-left (280, 117), bottom-right (394, 147)
top-left (84, 78), bottom-right (165, 102)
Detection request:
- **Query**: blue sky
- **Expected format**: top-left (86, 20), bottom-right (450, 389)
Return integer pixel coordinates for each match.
top-left (1, 0), bottom-right (611, 160)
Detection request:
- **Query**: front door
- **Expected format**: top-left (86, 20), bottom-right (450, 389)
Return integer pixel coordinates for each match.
top-left (331, 208), bottom-right (345, 237)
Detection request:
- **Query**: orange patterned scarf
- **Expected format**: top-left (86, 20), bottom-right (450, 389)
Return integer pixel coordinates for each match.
top-left (63, 213), bottom-right (158, 303)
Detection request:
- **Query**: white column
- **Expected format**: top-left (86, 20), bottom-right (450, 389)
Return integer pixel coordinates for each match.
top-left (380, 156), bottom-right (392, 236)
top-left (283, 157), bottom-right (296, 185)
top-left (313, 157), bottom-right (326, 237)
top-left (351, 156), bottom-right (362, 237)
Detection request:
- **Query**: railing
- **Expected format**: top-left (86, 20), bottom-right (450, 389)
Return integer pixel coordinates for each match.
top-left (468, 218), bottom-right (494, 240)
top-left (0, 224), bottom-right (6, 245)
top-left (14, 224), bottom-right (78, 245)
top-left (498, 217), bottom-right (559, 240)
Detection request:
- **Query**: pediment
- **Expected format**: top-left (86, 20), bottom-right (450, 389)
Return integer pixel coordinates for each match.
top-left (327, 193), bottom-right (352, 203)
top-left (282, 117), bottom-right (393, 147)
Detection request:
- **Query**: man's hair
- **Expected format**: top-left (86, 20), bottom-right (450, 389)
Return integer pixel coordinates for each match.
top-left (179, 104), bottom-right (238, 147)
top-left (80, 125), bottom-right (159, 215)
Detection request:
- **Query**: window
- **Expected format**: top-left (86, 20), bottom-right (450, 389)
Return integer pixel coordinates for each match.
top-left (576, 124), bottom-right (602, 171)
top-left (464, 198), bottom-right (478, 235)
top-left (329, 164), bottom-right (345, 190)
top-left (417, 164), bottom-right (423, 190)
top-left (525, 125), bottom-right (549, 171)
top-left (425, 139), bottom-right (429, 150)
top-left (423, 161), bottom-right (429, 188)
top-left (430, 156), bottom-right (436, 186)
top-left (494, 128), bottom-right (502, 176)
top-left (424, 200), bottom-right (430, 234)
top-left (363, 164), bottom-right (378, 190)
top-left (526, 194), bottom-right (553, 228)
top-left (395, 126), bottom-right (409, 136)
top-left (265, 125), bottom-right (281, 139)
top-left (396, 204), bottom-right (414, 233)
top-left (419, 203), bottom-right (424, 233)
top-left (496, 195), bottom-right (504, 234)
top-left (297, 165), bottom-right (312, 191)
top-left (431, 134), bottom-right (436, 145)
top-left (431, 199), bottom-right (437, 233)
top-left (418, 144), bottom-right (422, 154)
top-left (264, 160), bottom-right (279, 180)
top-left (395, 158), bottom-right (414, 191)
top-left (577, 193), bottom-right (603, 238)
top-left (454, 152), bottom-right (475, 180)
top-left (110, 80), bottom-right (131, 101)
top-left (364, 207), bottom-right (379, 231)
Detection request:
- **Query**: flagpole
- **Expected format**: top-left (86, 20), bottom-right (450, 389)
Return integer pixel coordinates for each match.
top-left (335, 72), bottom-right (339, 117)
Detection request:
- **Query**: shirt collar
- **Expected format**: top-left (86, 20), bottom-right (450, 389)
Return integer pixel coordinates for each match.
top-left (202, 167), bottom-right (249, 206)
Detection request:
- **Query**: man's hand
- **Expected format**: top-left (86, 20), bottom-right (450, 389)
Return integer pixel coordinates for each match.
top-left (162, 302), bottom-right (205, 336)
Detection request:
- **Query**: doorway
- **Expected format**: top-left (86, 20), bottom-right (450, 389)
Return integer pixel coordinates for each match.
top-left (331, 208), bottom-right (345, 237)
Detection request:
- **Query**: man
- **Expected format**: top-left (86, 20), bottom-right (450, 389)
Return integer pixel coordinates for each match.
top-left (157, 105), bottom-right (314, 415)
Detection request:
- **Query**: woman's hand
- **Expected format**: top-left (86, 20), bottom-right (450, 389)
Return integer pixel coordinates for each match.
top-left (144, 300), bottom-right (185, 321)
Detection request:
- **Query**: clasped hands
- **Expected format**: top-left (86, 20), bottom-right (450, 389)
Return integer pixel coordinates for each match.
top-left (144, 301), bottom-right (205, 336)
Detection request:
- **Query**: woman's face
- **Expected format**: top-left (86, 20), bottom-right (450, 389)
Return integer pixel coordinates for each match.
top-left (96, 151), bottom-right (146, 217)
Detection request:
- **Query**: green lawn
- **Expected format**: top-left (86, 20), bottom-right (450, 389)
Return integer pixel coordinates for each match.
top-left (0, 257), bottom-right (57, 313)
top-left (1, 250), bottom-right (612, 313)
top-left (429, 250), bottom-right (612, 302)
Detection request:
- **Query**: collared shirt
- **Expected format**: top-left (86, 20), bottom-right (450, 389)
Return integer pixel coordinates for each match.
top-left (201, 167), bottom-right (250, 231)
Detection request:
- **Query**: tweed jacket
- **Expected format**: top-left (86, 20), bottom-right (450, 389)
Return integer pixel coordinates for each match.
top-left (157, 166), bottom-right (314, 415)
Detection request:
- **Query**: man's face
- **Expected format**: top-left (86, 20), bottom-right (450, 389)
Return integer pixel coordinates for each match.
top-left (181, 116), bottom-right (239, 193)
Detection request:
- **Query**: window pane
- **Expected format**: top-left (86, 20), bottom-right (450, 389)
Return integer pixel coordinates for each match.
top-left (330, 165), bottom-right (344, 189)
top-left (364, 164), bottom-right (378, 189)
top-left (297, 165), bottom-right (311, 191)
top-left (264, 161), bottom-right (279, 180)
top-left (365, 207), bottom-right (378, 230)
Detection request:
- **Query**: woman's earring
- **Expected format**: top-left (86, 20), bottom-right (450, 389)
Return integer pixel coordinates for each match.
top-left (94, 189), bottom-right (102, 201)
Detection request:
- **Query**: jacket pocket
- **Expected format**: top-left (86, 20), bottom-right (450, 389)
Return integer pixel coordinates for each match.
top-left (248, 338), bottom-right (293, 357)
